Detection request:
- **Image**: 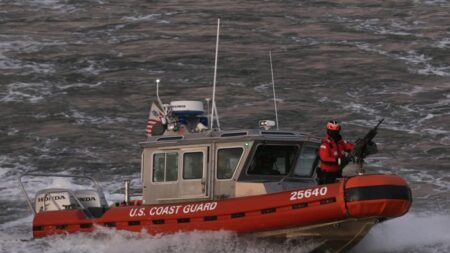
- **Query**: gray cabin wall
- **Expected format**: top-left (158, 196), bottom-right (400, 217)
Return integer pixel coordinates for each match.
top-left (141, 141), bottom-right (255, 204)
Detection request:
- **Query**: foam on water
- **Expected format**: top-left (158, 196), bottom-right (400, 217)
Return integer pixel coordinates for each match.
top-left (120, 11), bottom-right (178, 24)
top-left (416, 65), bottom-right (450, 77)
top-left (352, 18), bottom-right (421, 37)
top-left (440, 136), bottom-right (450, 145)
top-left (0, 224), bottom-right (318, 253)
top-left (6, 128), bottom-right (19, 136)
top-left (0, 82), bottom-right (52, 104)
top-left (121, 14), bottom-right (162, 22)
top-left (76, 61), bottom-right (108, 76)
top-left (0, 59), bottom-right (55, 75)
top-left (0, 155), bottom-right (36, 201)
top-left (1, 212), bottom-right (448, 253)
top-left (354, 43), bottom-right (450, 77)
top-left (0, 39), bottom-right (65, 56)
top-left (57, 82), bottom-right (104, 90)
top-left (414, 0), bottom-right (450, 6)
top-left (254, 83), bottom-right (273, 96)
top-left (342, 102), bottom-right (380, 115)
top-left (0, 39), bottom-right (61, 75)
top-left (22, 0), bottom-right (62, 5)
top-left (433, 37), bottom-right (450, 48)
top-left (351, 213), bottom-right (450, 253)
top-left (1, 81), bottom-right (110, 104)
top-left (339, 92), bottom-right (449, 138)
top-left (70, 109), bottom-right (127, 125)
top-left (7, 0), bottom-right (81, 12)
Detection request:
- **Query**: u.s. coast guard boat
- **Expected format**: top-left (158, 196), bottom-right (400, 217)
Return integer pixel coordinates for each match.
top-left (19, 97), bottom-right (412, 253)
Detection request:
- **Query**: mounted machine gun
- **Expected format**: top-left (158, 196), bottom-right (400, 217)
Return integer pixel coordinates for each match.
top-left (351, 118), bottom-right (384, 174)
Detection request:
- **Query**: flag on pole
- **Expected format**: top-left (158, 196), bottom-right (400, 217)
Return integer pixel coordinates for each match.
top-left (146, 103), bottom-right (165, 137)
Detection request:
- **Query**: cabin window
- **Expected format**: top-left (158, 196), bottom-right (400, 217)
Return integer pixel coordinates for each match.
top-left (247, 145), bottom-right (298, 175)
top-left (217, 148), bottom-right (243, 179)
top-left (293, 146), bottom-right (318, 177)
top-left (183, 152), bottom-right (203, 179)
top-left (152, 152), bottom-right (178, 182)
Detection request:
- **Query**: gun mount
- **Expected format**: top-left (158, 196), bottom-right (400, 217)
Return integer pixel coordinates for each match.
top-left (351, 119), bottom-right (384, 174)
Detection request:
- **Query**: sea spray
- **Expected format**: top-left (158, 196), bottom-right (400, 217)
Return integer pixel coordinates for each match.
top-left (351, 213), bottom-right (450, 253)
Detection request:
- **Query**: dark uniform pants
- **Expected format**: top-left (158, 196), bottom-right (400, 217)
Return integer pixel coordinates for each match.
top-left (316, 167), bottom-right (342, 185)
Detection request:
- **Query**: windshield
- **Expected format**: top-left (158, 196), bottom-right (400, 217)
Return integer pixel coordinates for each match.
top-left (293, 145), bottom-right (319, 177)
top-left (247, 145), bottom-right (299, 176)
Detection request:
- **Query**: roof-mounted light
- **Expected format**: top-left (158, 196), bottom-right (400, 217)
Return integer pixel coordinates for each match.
top-left (259, 120), bottom-right (276, 130)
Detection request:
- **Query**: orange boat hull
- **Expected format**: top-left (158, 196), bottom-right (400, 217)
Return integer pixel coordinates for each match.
top-left (32, 174), bottom-right (412, 238)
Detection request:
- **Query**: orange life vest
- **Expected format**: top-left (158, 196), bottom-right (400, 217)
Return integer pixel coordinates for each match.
top-left (319, 135), bottom-right (354, 173)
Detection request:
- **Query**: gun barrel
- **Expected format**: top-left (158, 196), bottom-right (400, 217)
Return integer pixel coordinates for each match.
top-left (375, 118), bottom-right (384, 129)
top-left (351, 118), bottom-right (384, 159)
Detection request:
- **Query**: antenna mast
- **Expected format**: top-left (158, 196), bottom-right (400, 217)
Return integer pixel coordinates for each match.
top-left (269, 51), bottom-right (279, 130)
top-left (156, 79), bottom-right (166, 112)
top-left (211, 18), bottom-right (221, 130)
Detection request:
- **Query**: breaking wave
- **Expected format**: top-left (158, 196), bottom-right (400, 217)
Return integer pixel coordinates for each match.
top-left (1, 212), bottom-right (448, 253)
top-left (0, 224), bottom-right (316, 253)
top-left (351, 213), bottom-right (450, 253)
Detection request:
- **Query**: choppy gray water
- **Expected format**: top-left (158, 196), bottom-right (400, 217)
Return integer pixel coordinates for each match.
top-left (0, 0), bottom-right (449, 252)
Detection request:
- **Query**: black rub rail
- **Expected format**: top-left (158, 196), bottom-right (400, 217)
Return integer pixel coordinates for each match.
top-left (345, 185), bottom-right (412, 202)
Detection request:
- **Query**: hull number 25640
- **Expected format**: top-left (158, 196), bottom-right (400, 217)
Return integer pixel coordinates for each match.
top-left (290, 187), bottom-right (328, 201)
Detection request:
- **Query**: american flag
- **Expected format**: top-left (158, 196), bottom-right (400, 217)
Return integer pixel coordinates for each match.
top-left (146, 103), bottom-right (165, 137)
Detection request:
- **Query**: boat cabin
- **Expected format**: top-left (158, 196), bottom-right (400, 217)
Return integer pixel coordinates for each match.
top-left (140, 130), bottom-right (321, 204)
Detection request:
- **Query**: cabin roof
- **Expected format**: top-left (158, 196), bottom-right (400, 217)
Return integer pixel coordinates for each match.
top-left (140, 129), bottom-right (320, 148)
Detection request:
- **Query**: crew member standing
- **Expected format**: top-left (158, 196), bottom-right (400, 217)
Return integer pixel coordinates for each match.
top-left (317, 120), bottom-right (354, 184)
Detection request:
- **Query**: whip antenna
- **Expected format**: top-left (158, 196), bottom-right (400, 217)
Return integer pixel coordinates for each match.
top-left (155, 79), bottom-right (166, 113)
top-left (269, 51), bottom-right (279, 130)
top-left (210, 18), bottom-right (221, 130)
